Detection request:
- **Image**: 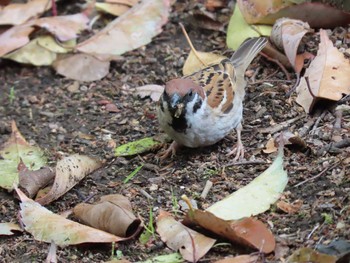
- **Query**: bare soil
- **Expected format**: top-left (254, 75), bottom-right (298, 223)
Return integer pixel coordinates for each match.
top-left (0, 1), bottom-right (349, 262)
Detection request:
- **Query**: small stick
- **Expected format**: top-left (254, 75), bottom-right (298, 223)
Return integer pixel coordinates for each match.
top-left (200, 180), bottom-right (213, 199)
top-left (260, 52), bottom-right (291, 80)
top-left (293, 161), bottom-right (340, 188)
top-left (310, 111), bottom-right (326, 135)
top-left (179, 23), bottom-right (207, 67)
top-left (224, 159), bottom-right (266, 168)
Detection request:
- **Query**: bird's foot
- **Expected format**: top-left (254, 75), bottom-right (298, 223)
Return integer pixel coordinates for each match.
top-left (158, 141), bottom-right (180, 160)
top-left (226, 140), bottom-right (245, 161)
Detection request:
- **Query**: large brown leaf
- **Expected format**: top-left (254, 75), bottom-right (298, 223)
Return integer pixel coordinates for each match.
top-left (16, 188), bottom-right (124, 246)
top-left (296, 29), bottom-right (350, 113)
top-left (73, 194), bottom-right (141, 237)
top-left (156, 210), bottom-right (216, 262)
top-left (77, 0), bottom-right (171, 57)
top-left (183, 210), bottom-right (275, 254)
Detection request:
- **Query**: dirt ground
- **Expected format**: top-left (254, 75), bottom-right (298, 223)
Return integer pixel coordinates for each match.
top-left (0, 1), bottom-right (349, 262)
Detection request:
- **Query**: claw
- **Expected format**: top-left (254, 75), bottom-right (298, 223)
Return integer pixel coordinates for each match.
top-left (226, 123), bottom-right (245, 160)
top-left (158, 141), bottom-right (180, 160)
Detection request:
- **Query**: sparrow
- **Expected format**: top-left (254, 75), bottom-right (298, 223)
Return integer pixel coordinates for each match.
top-left (157, 37), bottom-right (267, 160)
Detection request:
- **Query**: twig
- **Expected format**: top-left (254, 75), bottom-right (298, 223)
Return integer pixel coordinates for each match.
top-left (299, 117), bottom-right (316, 137)
top-left (200, 180), bottom-right (213, 199)
top-left (310, 111), bottom-right (327, 135)
top-left (179, 23), bottom-right (207, 67)
top-left (224, 159), bottom-right (266, 168)
top-left (293, 161), bottom-right (340, 187)
top-left (286, 73), bottom-right (300, 97)
top-left (139, 189), bottom-right (153, 200)
top-left (304, 76), bottom-right (316, 98)
top-left (334, 109), bottom-right (343, 129)
top-left (317, 138), bottom-right (350, 156)
top-left (260, 52), bottom-right (291, 80)
top-left (307, 223), bottom-right (320, 239)
top-left (258, 115), bottom-right (304, 134)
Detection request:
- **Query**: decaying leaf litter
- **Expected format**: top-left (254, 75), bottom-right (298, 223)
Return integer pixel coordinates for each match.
top-left (0, 0), bottom-right (350, 262)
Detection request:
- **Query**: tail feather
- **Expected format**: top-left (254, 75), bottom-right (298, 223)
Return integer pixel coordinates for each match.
top-left (230, 37), bottom-right (267, 72)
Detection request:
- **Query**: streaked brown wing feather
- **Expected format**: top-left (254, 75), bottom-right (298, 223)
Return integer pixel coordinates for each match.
top-left (184, 60), bottom-right (236, 113)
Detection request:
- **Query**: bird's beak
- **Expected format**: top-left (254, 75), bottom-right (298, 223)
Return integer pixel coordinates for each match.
top-left (170, 93), bottom-right (184, 118)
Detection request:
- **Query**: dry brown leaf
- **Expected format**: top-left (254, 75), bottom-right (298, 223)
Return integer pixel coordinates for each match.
top-left (214, 255), bottom-right (260, 263)
top-left (53, 53), bottom-right (110, 81)
top-left (276, 200), bottom-right (302, 214)
top-left (0, 223), bottom-right (22, 235)
top-left (0, 0), bottom-right (52, 25)
top-left (36, 154), bottom-right (102, 205)
top-left (156, 210), bottom-right (216, 262)
top-left (183, 50), bottom-right (226, 75)
top-left (287, 247), bottom-right (337, 263)
top-left (16, 188), bottom-right (124, 246)
top-left (271, 18), bottom-right (311, 73)
top-left (0, 25), bottom-right (35, 57)
top-left (73, 194), bottom-right (141, 237)
top-left (32, 13), bottom-right (89, 42)
top-left (296, 29), bottom-right (350, 113)
top-left (183, 209), bottom-right (275, 254)
top-left (19, 162), bottom-right (55, 198)
top-left (263, 137), bottom-right (277, 154)
top-left (135, 84), bottom-right (164, 102)
top-left (105, 0), bottom-right (139, 5)
top-left (77, 0), bottom-right (171, 57)
top-left (95, 2), bottom-right (131, 16)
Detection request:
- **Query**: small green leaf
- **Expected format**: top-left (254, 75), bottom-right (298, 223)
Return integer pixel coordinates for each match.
top-left (227, 5), bottom-right (272, 50)
top-left (123, 165), bottom-right (143, 184)
top-left (115, 137), bottom-right (162, 157)
top-left (140, 253), bottom-right (184, 263)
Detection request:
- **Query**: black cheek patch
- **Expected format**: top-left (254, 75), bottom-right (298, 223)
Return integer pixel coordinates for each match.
top-left (170, 115), bottom-right (188, 133)
top-left (192, 99), bottom-right (202, 113)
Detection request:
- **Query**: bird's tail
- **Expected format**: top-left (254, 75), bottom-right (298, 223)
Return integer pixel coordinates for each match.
top-left (230, 37), bottom-right (267, 72)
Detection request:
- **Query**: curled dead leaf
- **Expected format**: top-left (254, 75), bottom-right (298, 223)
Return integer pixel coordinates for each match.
top-left (73, 194), bottom-right (141, 237)
top-left (157, 210), bottom-right (216, 262)
top-left (183, 209), bottom-right (276, 253)
top-left (36, 154), bottom-right (102, 205)
top-left (276, 200), bottom-right (303, 214)
top-left (16, 188), bottom-right (124, 246)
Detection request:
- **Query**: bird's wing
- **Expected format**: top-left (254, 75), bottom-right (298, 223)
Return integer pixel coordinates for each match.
top-left (184, 59), bottom-right (236, 113)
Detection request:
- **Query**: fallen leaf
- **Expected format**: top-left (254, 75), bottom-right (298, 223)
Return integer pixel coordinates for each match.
top-left (115, 137), bottom-right (163, 156)
top-left (95, 2), bottom-right (131, 16)
top-left (0, 121), bottom-right (47, 190)
top-left (135, 84), bottom-right (164, 102)
top-left (16, 188), bottom-right (124, 246)
top-left (316, 240), bottom-right (350, 259)
top-left (276, 200), bottom-right (302, 214)
top-left (73, 194), bottom-right (141, 237)
top-left (287, 247), bottom-right (337, 263)
top-left (206, 148), bottom-right (288, 220)
top-left (296, 29), bottom-right (350, 113)
top-left (183, 50), bottom-right (226, 75)
top-left (263, 137), bottom-right (277, 154)
top-left (184, 209), bottom-right (275, 253)
top-left (156, 210), bottom-right (216, 262)
top-left (4, 36), bottom-right (58, 66)
top-left (0, 0), bottom-right (52, 25)
top-left (77, 0), bottom-right (170, 57)
top-left (37, 35), bottom-right (75, 53)
top-left (270, 18), bottom-right (311, 73)
top-left (140, 253), bottom-right (184, 263)
top-left (214, 254), bottom-right (260, 263)
top-left (238, 1), bottom-right (350, 28)
top-left (0, 24), bottom-right (35, 57)
top-left (36, 154), bottom-right (102, 205)
top-left (32, 13), bottom-right (89, 42)
top-left (19, 163), bottom-right (55, 198)
top-left (52, 53), bottom-right (110, 81)
top-left (0, 223), bottom-right (22, 235)
top-left (226, 4), bottom-right (272, 50)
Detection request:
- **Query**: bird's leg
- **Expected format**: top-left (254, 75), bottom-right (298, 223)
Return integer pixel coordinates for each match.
top-left (158, 141), bottom-right (181, 160)
top-left (226, 123), bottom-right (245, 160)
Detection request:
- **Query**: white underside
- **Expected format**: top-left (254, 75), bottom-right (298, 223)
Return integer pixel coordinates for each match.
top-left (157, 93), bottom-right (244, 148)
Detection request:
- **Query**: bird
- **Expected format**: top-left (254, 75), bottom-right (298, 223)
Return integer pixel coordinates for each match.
top-left (157, 37), bottom-right (267, 160)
